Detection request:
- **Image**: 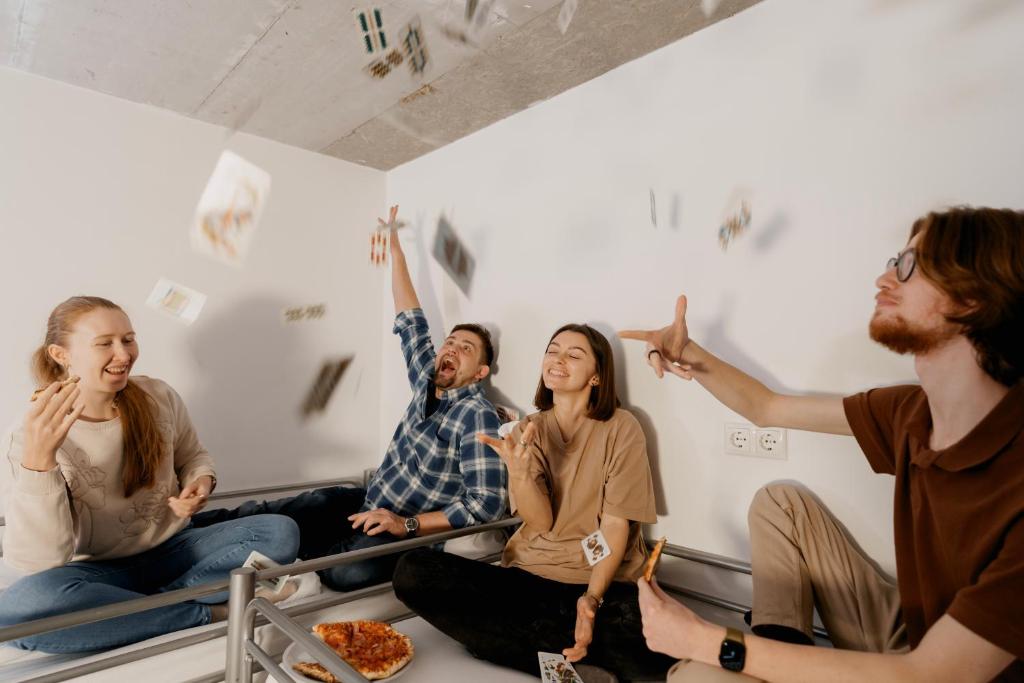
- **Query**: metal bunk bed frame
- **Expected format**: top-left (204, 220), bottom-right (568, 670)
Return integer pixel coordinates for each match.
top-left (0, 478), bottom-right (821, 683)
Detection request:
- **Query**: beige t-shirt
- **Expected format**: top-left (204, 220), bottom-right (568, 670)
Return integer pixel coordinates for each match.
top-left (502, 408), bottom-right (657, 584)
top-left (1, 376), bottom-right (216, 574)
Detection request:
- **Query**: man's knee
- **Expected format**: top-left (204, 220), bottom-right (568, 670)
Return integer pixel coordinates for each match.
top-left (748, 482), bottom-right (810, 523)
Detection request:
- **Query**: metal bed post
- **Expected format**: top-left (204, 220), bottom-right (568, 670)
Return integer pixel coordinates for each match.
top-left (224, 566), bottom-right (256, 683)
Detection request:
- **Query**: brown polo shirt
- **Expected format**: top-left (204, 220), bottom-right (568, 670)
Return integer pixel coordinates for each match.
top-left (844, 382), bottom-right (1024, 681)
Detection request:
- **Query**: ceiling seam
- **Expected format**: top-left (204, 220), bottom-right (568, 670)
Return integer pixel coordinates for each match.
top-left (190, 0), bottom-right (296, 116)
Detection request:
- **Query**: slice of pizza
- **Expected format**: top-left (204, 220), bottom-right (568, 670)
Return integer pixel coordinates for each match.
top-left (292, 661), bottom-right (339, 683)
top-left (312, 620), bottom-right (414, 680)
top-left (644, 536), bottom-right (668, 582)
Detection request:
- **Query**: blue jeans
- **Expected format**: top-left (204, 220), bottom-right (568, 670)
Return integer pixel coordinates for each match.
top-left (0, 514), bottom-right (299, 653)
top-left (192, 486), bottom-right (405, 591)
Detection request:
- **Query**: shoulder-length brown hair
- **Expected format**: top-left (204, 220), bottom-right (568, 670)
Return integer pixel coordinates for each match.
top-left (533, 323), bottom-right (620, 421)
top-left (33, 296), bottom-right (164, 496)
top-left (911, 206), bottom-right (1024, 387)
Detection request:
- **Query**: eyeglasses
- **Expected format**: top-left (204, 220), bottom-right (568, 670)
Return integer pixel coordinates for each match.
top-left (886, 249), bottom-right (916, 282)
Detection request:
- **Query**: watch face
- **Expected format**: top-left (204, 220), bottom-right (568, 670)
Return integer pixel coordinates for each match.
top-left (719, 638), bottom-right (746, 672)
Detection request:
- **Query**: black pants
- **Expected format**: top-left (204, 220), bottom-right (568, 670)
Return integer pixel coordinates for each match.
top-left (393, 548), bottom-right (676, 681)
top-left (192, 486), bottom-right (404, 591)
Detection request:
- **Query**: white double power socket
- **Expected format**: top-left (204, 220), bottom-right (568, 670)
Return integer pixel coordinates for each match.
top-left (724, 423), bottom-right (787, 460)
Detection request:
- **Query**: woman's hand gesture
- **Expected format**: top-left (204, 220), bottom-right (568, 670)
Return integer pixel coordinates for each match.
top-left (22, 378), bottom-right (84, 472)
top-left (476, 421), bottom-right (539, 481)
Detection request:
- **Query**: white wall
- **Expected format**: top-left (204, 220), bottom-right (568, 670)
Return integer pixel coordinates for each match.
top-left (0, 66), bottom-right (387, 491)
top-left (384, 0), bottom-right (1024, 575)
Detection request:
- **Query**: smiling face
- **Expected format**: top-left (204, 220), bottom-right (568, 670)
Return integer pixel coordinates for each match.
top-left (434, 329), bottom-right (489, 390)
top-left (50, 307), bottom-right (139, 395)
top-left (869, 231), bottom-right (960, 355)
top-left (541, 330), bottom-right (599, 395)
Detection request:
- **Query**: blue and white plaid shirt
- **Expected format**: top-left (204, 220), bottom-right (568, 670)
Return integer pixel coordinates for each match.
top-left (362, 308), bottom-right (507, 527)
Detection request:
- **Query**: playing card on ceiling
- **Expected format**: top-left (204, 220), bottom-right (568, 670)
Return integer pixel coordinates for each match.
top-left (301, 357), bottom-right (353, 417)
top-left (432, 215), bottom-right (475, 296)
top-left (145, 278), bottom-right (207, 325)
top-left (538, 652), bottom-right (584, 683)
top-left (190, 151), bottom-right (271, 268)
top-left (557, 0), bottom-right (579, 35)
top-left (581, 529), bottom-right (611, 566)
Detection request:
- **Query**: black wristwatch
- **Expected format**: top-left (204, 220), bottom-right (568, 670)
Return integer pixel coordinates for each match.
top-left (719, 627), bottom-right (746, 672)
top-left (404, 515), bottom-right (420, 536)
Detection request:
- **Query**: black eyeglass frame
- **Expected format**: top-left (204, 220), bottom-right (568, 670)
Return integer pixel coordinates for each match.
top-left (886, 248), bottom-right (916, 283)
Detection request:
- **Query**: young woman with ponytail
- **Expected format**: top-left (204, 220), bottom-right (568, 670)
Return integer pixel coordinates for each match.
top-left (0, 296), bottom-right (301, 653)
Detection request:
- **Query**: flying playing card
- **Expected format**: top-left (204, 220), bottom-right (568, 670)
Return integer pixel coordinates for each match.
top-left (718, 200), bottom-right (752, 251)
top-left (301, 357), bottom-right (353, 417)
top-left (190, 151), bottom-right (271, 268)
top-left (401, 17), bottom-right (429, 75)
top-left (243, 550), bottom-right (292, 594)
top-left (354, 7), bottom-right (387, 54)
top-left (538, 652), bottom-right (584, 683)
top-left (370, 229), bottom-right (391, 266)
top-left (581, 529), bottom-right (611, 566)
top-left (282, 303), bottom-right (327, 324)
top-left (650, 188), bottom-right (657, 228)
top-left (145, 278), bottom-right (207, 325)
top-left (557, 0), bottom-right (579, 35)
top-left (432, 215), bottom-right (475, 296)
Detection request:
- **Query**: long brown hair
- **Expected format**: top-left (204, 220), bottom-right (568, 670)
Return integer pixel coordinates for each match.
top-left (910, 207), bottom-right (1024, 387)
top-left (534, 323), bottom-right (620, 421)
top-left (33, 296), bottom-right (163, 496)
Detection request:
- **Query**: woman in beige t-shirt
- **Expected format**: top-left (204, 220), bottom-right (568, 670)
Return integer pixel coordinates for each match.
top-left (0, 296), bottom-right (300, 653)
top-left (393, 324), bottom-right (675, 681)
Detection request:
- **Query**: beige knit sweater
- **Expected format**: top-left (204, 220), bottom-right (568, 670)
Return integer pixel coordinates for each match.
top-left (1, 376), bottom-right (217, 574)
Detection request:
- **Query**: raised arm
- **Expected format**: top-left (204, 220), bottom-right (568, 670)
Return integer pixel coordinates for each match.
top-left (620, 294), bottom-right (852, 436)
top-left (380, 206), bottom-right (420, 314)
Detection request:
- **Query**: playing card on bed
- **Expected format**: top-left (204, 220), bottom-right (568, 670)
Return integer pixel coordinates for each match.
top-left (243, 550), bottom-right (291, 594)
top-left (581, 530), bottom-right (611, 566)
top-left (190, 151), bottom-right (271, 268)
top-left (432, 215), bottom-right (475, 296)
top-left (538, 652), bottom-right (584, 683)
top-left (145, 278), bottom-right (207, 325)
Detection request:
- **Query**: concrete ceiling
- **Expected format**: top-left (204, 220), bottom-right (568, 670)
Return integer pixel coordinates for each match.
top-left (2, 0), bottom-right (763, 170)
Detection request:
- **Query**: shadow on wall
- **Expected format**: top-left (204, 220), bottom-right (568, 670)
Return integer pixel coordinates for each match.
top-left (185, 295), bottom-right (357, 488)
top-left (591, 321), bottom-right (671, 518)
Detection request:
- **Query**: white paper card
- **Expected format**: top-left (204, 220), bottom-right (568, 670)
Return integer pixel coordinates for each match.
top-left (581, 529), bottom-right (611, 566)
top-left (145, 278), bottom-right (207, 325)
top-left (243, 550), bottom-right (291, 594)
top-left (190, 150), bottom-right (271, 268)
top-left (538, 652), bottom-right (584, 683)
top-left (557, 0), bottom-right (579, 35)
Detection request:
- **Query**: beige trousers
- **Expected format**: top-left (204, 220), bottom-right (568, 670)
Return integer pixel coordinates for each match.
top-left (668, 483), bottom-right (906, 682)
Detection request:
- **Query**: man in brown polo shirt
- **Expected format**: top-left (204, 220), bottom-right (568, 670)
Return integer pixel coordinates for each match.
top-left (620, 206), bottom-right (1023, 682)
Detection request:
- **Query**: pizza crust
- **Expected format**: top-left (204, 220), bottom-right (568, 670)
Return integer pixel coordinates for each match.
top-left (644, 536), bottom-right (667, 582)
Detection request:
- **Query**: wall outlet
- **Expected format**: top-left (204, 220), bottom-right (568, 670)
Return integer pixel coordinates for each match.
top-left (754, 428), bottom-right (787, 460)
top-left (724, 423), bottom-right (754, 456)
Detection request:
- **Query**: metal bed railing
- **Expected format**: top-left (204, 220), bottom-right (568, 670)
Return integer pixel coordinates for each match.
top-left (0, 474), bottom-right (824, 682)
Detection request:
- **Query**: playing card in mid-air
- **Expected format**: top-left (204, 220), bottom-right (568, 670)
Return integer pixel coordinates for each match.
top-left (145, 278), bottom-right (207, 325)
top-left (581, 529), bottom-right (611, 566)
top-left (190, 151), bottom-right (271, 268)
top-left (282, 303), bottom-right (327, 324)
top-left (301, 357), bottom-right (353, 416)
top-left (538, 652), bottom-right (584, 683)
top-left (557, 0), bottom-right (579, 35)
top-left (432, 215), bottom-right (475, 296)
top-left (718, 200), bottom-right (752, 251)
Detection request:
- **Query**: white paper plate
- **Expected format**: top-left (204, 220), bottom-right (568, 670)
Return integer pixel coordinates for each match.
top-left (282, 641), bottom-right (411, 682)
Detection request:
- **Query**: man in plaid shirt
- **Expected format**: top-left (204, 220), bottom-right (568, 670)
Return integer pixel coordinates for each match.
top-left (194, 208), bottom-right (506, 591)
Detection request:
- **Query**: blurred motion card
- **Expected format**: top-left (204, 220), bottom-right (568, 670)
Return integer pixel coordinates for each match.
top-left (145, 278), bottom-right (207, 325)
top-left (302, 357), bottom-right (353, 417)
top-left (190, 151), bottom-right (271, 268)
top-left (432, 215), bottom-right (475, 296)
top-left (282, 303), bottom-right (327, 324)
top-left (370, 229), bottom-right (391, 267)
top-left (354, 7), bottom-right (387, 54)
top-left (701, 0), bottom-right (723, 18)
top-left (557, 0), bottom-right (579, 35)
top-left (718, 200), bottom-right (752, 251)
top-left (401, 17), bottom-right (429, 76)
top-left (649, 189), bottom-right (657, 228)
